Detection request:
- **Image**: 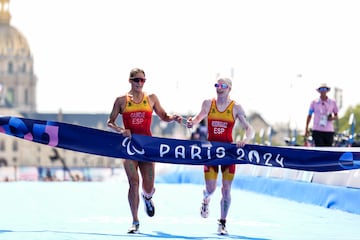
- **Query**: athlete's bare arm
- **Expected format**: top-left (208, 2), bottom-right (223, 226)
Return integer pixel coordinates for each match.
top-left (233, 102), bottom-right (254, 146)
top-left (186, 99), bottom-right (212, 128)
top-left (107, 95), bottom-right (131, 137)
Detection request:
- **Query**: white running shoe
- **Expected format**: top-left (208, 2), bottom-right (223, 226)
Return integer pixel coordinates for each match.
top-left (127, 222), bottom-right (140, 234)
top-left (200, 190), bottom-right (210, 218)
top-left (217, 219), bottom-right (228, 235)
top-left (200, 199), bottom-right (209, 218)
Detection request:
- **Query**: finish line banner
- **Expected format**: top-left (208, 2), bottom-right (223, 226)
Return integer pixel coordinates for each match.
top-left (0, 116), bottom-right (359, 172)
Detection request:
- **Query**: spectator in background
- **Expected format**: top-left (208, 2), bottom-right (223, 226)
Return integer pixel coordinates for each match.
top-left (305, 83), bottom-right (339, 146)
top-left (196, 119), bottom-right (208, 141)
top-left (191, 119), bottom-right (208, 141)
top-left (191, 131), bottom-right (201, 140)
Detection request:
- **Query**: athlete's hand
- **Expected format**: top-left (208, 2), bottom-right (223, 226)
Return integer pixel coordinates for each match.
top-left (172, 114), bottom-right (183, 123)
top-left (121, 128), bottom-right (131, 138)
top-left (236, 137), bottom-right (251, 148)
top-left (236, 140), bottom-right (246, 148)
top-left (186, 117), bottom-right (193, 128)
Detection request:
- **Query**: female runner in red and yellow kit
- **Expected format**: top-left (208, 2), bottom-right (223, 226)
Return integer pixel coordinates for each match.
top-left (107, 68), bottom-right (182, 234)
top-left (186, 77), bottom-right (254, 235)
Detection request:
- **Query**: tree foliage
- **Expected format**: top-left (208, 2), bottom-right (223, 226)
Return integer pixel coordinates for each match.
top-left (337, 105), bottom-right (360, 135)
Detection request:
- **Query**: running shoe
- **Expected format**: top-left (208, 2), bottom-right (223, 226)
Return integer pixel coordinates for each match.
top-left (142, 194), bottom-right (155, 217)
top-left (217, 219), bottom-right (228, 235)
top-left (127, 221), bottom-right (140, 234)
top-left (200, 190), bottom-right (210, 218)
top-left (200, 199), bottom-right (209, 218)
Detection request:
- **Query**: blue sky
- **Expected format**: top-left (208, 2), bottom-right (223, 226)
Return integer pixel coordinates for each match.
top-left (10, 0), bottom-right (360, 130)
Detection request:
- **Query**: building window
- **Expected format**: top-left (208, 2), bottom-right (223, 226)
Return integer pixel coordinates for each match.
top-left (21, 63), bottom-right (26, 73)
top-left (0, 140), bottom-right (4, 151)
top-left (12, 141), bottom-right (18, 152)
top-left (6, 88), bottom-right (14, 105)
top-left (24, 89), bottom-right (29, 104)
top-left (97, 157), bottom-right (104, 166)
top-left (8, 62), bottom-right (13, 74)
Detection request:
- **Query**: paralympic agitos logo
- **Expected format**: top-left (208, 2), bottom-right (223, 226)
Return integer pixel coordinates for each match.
top-left (122, 137), bottom-right (145, 155)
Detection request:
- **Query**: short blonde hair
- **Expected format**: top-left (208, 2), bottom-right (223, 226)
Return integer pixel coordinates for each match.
top-left (129, 68), bottom-right (145, 78)
top-left (217, 77), bottom-right (232, 88)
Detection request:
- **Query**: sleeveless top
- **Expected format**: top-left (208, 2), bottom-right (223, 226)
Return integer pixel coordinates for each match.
top-left (207, 99), bottom-right (235, 142)
top-left (122, 93), bottom-right (153, 136)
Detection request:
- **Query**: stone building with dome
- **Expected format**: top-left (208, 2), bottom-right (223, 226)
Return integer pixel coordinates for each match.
top-left (0, 0), bottom-right (36, 112)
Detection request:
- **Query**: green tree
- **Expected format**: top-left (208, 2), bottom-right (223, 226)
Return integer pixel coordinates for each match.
top-left (337, 105), bottom-right (360, 135)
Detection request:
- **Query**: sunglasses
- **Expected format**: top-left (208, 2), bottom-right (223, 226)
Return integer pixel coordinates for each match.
top-left (214, 83), bottom-right (229, 89)
top-left (318, 87), bottom-right (329, 92)
top-left (130, 77), bottom-right (146, 83)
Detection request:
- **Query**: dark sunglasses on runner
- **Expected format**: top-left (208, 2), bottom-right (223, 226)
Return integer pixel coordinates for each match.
top-left (214, 83), bottom-right (229, 89)
top-left (130, 77), bottom-right (146, 83)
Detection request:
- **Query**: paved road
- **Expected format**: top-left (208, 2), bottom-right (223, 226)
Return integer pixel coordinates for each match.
top-left (0, 181), bottom-right (359, 240)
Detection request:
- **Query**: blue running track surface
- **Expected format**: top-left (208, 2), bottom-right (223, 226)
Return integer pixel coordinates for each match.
top-left (0, 181), bottom-right (359, 240)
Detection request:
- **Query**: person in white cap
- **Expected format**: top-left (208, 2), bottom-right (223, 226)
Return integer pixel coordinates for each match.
top-left (186, 76), bottom-right (254, 235)
top-left (305, 83), bottom-right (339, 146)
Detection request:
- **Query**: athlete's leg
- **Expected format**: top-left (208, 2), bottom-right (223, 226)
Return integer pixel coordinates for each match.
top-left (204, 165), bottom-right (219, 196)
top-left (200, 166), bottom-right (219, 218)
top-left (139, 161), bottom-right (155, 196)
top-left (123, 159), bottom-right (140, 223)
top-left (220, 164), bottom-right (235, 220)
top-left (139, 161), bottom-right (156, 217)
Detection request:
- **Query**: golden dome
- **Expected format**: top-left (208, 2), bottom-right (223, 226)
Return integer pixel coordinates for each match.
top-left (0, 24), bottom-right (31, 56)
top-left (0, 0), bottom-right (31, 57)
